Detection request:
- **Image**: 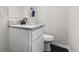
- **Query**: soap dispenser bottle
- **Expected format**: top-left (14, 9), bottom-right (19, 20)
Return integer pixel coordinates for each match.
top-left (31, 7), bottom-right (35, 17)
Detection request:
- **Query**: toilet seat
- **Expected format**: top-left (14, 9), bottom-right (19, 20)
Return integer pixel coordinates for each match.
top-left (44, 34), bottom-right (54, 51)
top-left (43, 34), bottom-right (54, 42)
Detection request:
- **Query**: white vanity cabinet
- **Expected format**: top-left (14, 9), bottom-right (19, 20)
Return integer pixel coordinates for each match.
top-left (9, 24), bottom-right (44, 52)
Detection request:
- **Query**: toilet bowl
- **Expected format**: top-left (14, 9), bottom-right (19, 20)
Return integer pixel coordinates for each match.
top-left (43, 34), bottom-right (54, 51)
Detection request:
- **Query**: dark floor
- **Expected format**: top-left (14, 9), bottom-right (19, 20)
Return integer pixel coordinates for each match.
top-left (45, 44), bottom-right (69, 52)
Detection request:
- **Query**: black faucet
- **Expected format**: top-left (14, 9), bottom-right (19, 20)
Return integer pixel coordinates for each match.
top-left (20, 17), bottom-right (28, 25)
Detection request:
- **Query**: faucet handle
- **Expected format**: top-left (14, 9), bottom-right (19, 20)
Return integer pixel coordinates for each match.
top-left (23, 17), bottom-right (28, 21)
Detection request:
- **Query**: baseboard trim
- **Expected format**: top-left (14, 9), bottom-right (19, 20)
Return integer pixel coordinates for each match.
top-left (51, 42), bottom-right (71, 52)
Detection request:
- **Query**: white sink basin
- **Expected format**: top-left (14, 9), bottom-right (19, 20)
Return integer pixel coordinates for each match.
top-left (9, 24), bottom-right (45, 30)
top-left (12, 24), bottom-right (37, 28)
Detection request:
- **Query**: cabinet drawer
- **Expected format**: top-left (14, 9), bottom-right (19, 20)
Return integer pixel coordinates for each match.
top-left (32, 28), bottom-right (43, 41)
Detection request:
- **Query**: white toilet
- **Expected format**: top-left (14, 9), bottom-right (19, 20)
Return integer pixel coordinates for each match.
top-left (43, 34), bottom-right (54, 51)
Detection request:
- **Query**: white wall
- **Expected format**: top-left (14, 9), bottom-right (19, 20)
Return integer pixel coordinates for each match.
top-left (9, 6), bottom-right (24, 21)
top-left (37, 6), bottom-right (68, 45)
top-left (8, 6), bottom-right (38, 25)
top-left (68, 7), bottom-right (79, 51)
top-left (0, 7), bottom-right (8, 51)
top-left (9, 6), bottom-right (23, 18)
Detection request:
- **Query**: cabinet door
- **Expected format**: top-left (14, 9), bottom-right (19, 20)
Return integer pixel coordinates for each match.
top-left (32, 35), bottom-right (44, 52)
top-left (9, 28), bottom-right (30, 52)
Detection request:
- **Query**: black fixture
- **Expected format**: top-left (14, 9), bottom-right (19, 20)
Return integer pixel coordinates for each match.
top-left (20, 17), bottom-right (28, 25)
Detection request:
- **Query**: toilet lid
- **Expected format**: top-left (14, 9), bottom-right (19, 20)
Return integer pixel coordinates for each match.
top-left (44, 38), bottom-right (54, 42)
top-left (44, 34), bottom-right (54, 42)
top-left (44, 34), bottom-right (54, 39)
